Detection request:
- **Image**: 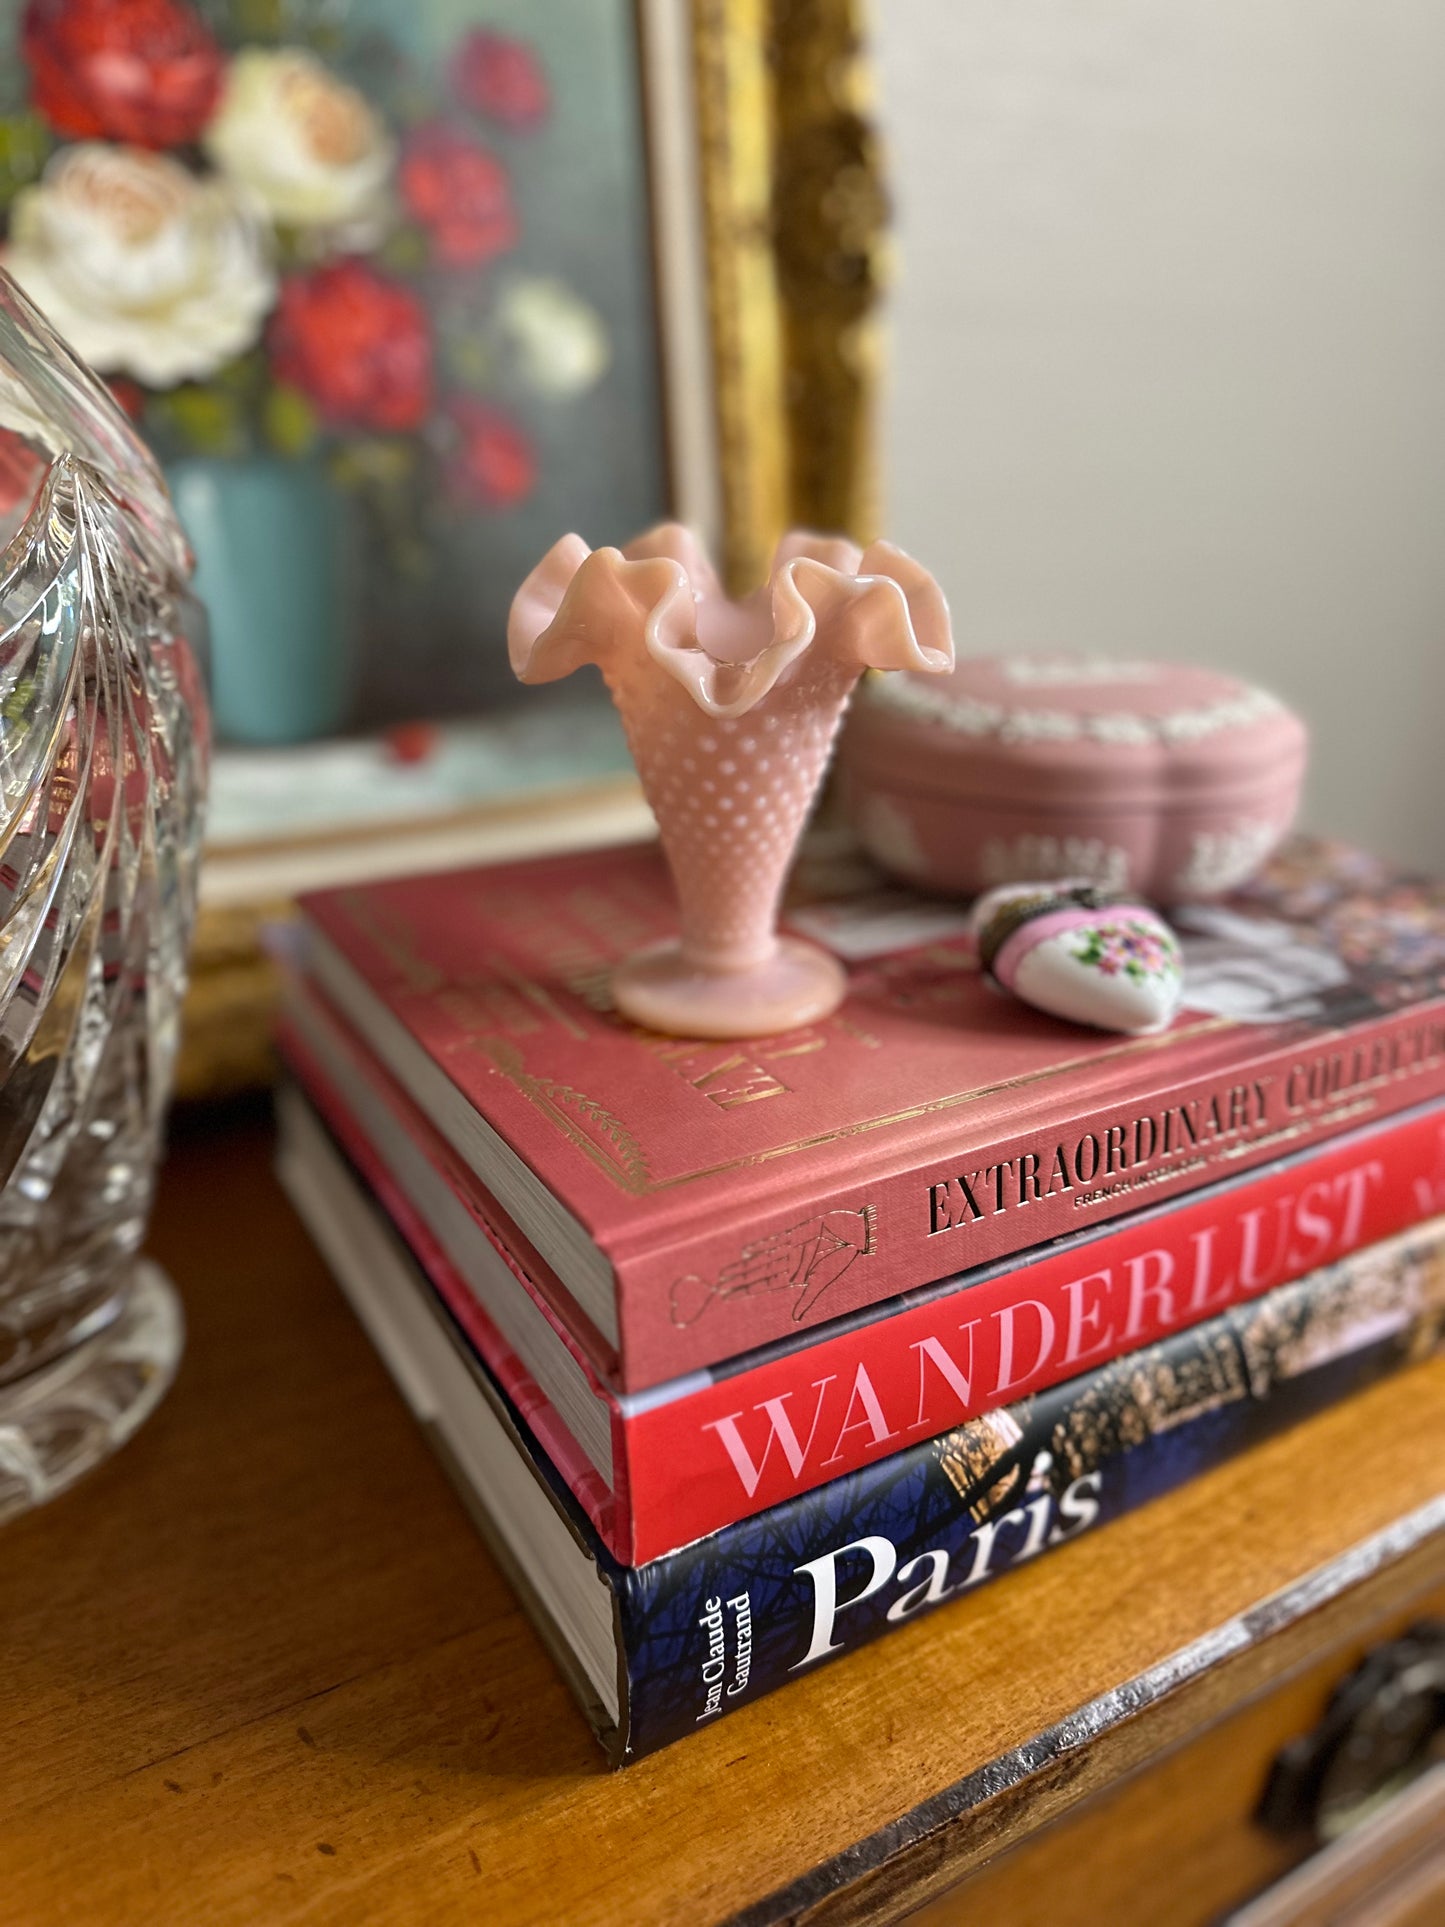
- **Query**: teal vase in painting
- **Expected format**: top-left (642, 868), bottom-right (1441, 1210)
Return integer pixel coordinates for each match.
top-left (168, 457), bottom-right (357, 745)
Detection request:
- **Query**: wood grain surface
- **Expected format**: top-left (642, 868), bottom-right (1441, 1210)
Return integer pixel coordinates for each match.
top-left (4, 1105), bottom-right (1443, 1927)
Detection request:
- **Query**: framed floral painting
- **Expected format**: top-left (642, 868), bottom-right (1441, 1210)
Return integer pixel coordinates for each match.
top-left (0, 0), bottom-right (728, 758)
top-left (0, 0), bottom-right (880, 1090)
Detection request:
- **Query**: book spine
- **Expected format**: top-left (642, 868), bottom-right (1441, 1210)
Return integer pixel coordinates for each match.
top-left (614, 998), bottom-right (1445, 1383)
top-left (612, 1221), bottom-right (1445, 1760)
top-left (621, 1100), bottom-right (1445, 1560)
top-left (277, 1025), bottom-right (633, 1556)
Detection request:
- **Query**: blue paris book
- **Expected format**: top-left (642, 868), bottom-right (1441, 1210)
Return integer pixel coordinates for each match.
top-left (277, 1085), bottom-right (1445, 1766)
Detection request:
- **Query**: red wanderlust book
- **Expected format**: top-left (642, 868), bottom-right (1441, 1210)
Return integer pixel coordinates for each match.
top-left (278, 971), bottom-right (1445, 1565)
top-left (292, 836), bottom-right (1445, 1392)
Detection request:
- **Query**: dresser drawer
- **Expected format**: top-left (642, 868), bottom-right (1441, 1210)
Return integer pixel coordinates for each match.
top-left (908, 1582), bottom-right (1445, 1927)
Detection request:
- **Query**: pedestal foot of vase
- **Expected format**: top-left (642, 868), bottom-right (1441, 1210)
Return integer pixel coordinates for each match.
top-left (612, 936), bottom-right (848, 1039)
top-left (0, 1261), bottom-right (184, 1525)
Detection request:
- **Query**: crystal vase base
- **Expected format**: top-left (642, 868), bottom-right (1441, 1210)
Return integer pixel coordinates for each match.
top-left (0, 1261), bottom-right (183, 1525)
top-left (612, 936), bottom-right (848, 1040)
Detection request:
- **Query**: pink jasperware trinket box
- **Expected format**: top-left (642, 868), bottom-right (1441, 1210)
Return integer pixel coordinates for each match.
top-left (837, 655), bottom-right (1308, 904)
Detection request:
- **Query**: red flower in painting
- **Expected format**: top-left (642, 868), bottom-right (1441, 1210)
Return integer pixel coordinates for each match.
top-left (21, 0), bottom-right (224, 149)
top-left (106, 378), bottom-right (146, 422)
top-left (452, 30), bottom-right (549, 133)
top-left (385, 721), bottom-right (441, 765)
top-left (399, 124), bottom-right (518, 270)
top-left (0, 429), bottom-right (46, 523)
top-left (446, 398), bottom-right (536, 509)
top-left (268, 261), bottom-right (433, 435)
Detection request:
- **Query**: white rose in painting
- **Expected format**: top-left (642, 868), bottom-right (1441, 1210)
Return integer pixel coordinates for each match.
top-left (205, 48), bottom-right (393, 236)
top-left (5, 146), bottom-right (275, 387)
top-left (496, 277), bottom-right (610, 397)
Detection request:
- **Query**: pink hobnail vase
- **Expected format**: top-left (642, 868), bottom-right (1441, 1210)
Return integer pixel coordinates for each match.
top-left (508, 523), bottom-right (953, 1038)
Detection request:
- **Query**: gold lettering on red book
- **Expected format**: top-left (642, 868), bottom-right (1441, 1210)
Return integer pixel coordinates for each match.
top-left (645, 1034), bottom-right (830, 1110)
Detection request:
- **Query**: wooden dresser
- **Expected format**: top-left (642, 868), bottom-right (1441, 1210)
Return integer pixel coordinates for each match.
top-left (4, 1104), bottom-right (1442, 1926)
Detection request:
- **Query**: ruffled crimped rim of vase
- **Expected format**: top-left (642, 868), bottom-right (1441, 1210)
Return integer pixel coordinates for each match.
top-left (507, 521), bottom-right (955, 720)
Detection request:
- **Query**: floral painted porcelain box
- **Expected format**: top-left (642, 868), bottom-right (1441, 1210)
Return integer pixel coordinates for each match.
top-left (837, 655), bottom-right (1309, 904)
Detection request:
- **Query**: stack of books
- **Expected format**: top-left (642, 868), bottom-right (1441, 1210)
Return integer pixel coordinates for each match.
top-left (274, 835), bottom-right (1445, 1763)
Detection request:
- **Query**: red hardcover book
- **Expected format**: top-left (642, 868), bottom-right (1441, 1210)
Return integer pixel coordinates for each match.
top-left (294, 836), bottom-right (1445, 1391)
top-left (278, 973), bottom-right (1445, 1564)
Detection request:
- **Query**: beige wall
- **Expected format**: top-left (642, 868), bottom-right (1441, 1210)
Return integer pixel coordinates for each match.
top-left (874, 0), bottom-right (1445, 867)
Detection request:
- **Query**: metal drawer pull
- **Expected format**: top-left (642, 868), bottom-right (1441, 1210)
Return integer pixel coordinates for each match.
top-left (1257, 1622), bottom-right (1445, 1843)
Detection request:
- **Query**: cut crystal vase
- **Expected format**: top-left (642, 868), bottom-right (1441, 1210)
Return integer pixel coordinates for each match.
top-left (0, 272), bottom-right (209, 1522)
